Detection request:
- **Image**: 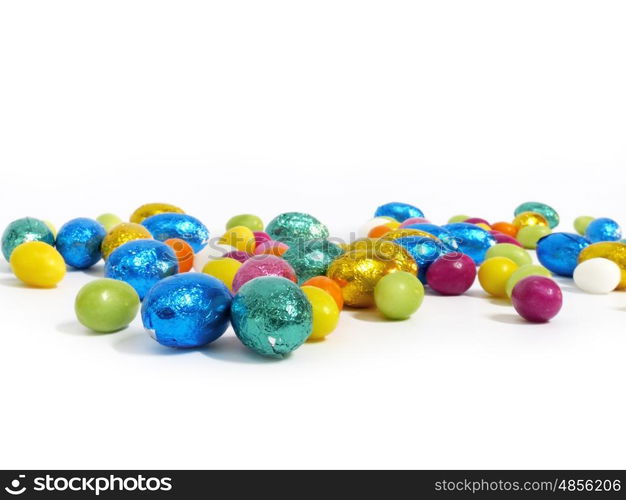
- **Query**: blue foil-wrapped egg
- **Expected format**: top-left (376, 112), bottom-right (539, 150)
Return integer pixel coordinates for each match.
top-left (265, 212), bottom-right (329, 245)
top-left (403, 223), bottom-right (459, 251)
top-left (142, 273), bottom-right (232, 348)
top-left (141, 213), bottom-right (210, 253)
top-left (374, 202), bottom-right (424, 222)
top-left (105, 240), bottom-right (178, 299)
top-left (55, 218), bottom-right (106, 269)
top-left (282, 239), bottom-right (344, 284)
top-left (1, 217), bottom-right (55, 261)
top-left (231, 276), bottom-right (313, 359)
top-left (393, 236), bottom-right (449, 283)
top-left (585, 217), bottom-right (622, 243)
top-left (536, 232), bottom-right (589, 277)
top-left (514, 201), bottom-right (560, 229)
top-left (442, 222), bottom-right (496, 265)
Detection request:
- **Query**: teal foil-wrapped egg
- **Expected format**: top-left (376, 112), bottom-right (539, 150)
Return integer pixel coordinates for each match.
top-left (231, 276), bottom-right (312, 358)
top-left (282, 239), bottom-right (344, 284)
top-left (514, 202), bottom-right (560, 229)
top-left (141, 213), bottom-right (210, 253)
top-left (2, 217), bottom-right (55, 261)
top-left (265, 212), bottom-right (329, 245)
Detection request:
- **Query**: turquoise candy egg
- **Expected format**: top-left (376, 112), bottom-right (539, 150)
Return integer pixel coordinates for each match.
top-left (536, 232), bottom-right (589, 277)
top-left (403, 223), bottom-right (459, 251)
top-left (584, 217), bottom-right (622, 243)
top-left (442, 222), bottom-right (496, 265)
top-left (265, 212), bottom-right (329, 245)
top-left (282, 239), bottom-right (344, 284)
top-left (514, 201), bottom-right (560, 229)
top-left (374, 202), bottom-right (424, 222)
top-left (2, 217), bottom-right (55, 261)
top-left (231, 276), bottom-right (312, 359)
top-left (141, 213), bottom-right (210, 253)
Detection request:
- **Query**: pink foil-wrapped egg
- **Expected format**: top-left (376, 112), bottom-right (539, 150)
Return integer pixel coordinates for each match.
top-left (223, 250), bottom-right (253, 263)
top-left (490, 231), bottom-right (523, 247)
top-left (253, 231), bottom-right (272, 248)
top-left (399, 217), bottom-right (431, 228)
top-left (254, 240), bottom-right (289, 257)
top-left (232, 255), bottom-right (297, 292)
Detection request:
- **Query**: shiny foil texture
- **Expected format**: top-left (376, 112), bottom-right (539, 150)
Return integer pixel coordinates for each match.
top-left (55, 218), bottom-right (106, 269)
top-left (142, 273), bottom-right (232, 348)
top-left (231, 276), bottom-right (313, 358)
top-left (141, 213), bottom-right (210, 253)
top-left (374, 202), bottom-right (424, 222)
top-left (402, 223), bottom-right (459, 251)
top-left (442, 222), bottom-right (496, 265)
top-left (232, 254), bottom-right (297, 292)
top-left (327, 243), bottom-right (417, 308)
top-left (129, 202), bottom-right (185, 224)
top-left (282, 239), bottom-right (345, 284)
top-left (514, 202), bottom-right (560, 229)
top-left (104, 239), bottom-right (178, 299)
top-left (578, 241), bottom-right (626, 290)
top-left (1, 217), bottom-right (55, 261)
top-left (101, 223), bottom-right (152, 260)
top-left (536, 232), bottom-right (589, 277)
top-left (512, 211), bottom-right (549, 228)
top-left (265, 212), bottom-right (329, 245)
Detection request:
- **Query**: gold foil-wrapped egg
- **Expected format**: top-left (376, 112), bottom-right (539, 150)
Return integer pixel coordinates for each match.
top-left (101, 222), bottom-right (152, 260)
top-left (512, 211), bottom-right (549, 229)
top-left (327, 243), bottom-right (417, 308)
top-left (382, 228), bottom-right (440, 242)
top-left (129, 203), bottom-right (185, 224)
top-left (578, 241), bottom-right (626, 290)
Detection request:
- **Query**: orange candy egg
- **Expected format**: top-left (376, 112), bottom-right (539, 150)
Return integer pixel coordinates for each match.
top-left (491, 221), bottom-right (519, 237)
top-left (164, 238), bottom-right (194, 272)
top-left (302, 276), bottom-right (344, 310)
top-left (368, 225), bottom-right (393, 238)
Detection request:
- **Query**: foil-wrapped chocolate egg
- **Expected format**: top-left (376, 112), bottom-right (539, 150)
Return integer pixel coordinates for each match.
top-left (536, 232), bottom-right (589, 277)
top-left (578, 241), bottom-right (626, 290)
top-left (374, 202), bottom-right (424, 222)
top-left (403, 223), bottom-right (459, 251)
top-left (584, 217), bottom-right (622, 243)
top-left (512, 211), bottom-right (549, 229)
top-left (231, 254), bottom-right (297, 292)
top-left (2, 217), bottom-right (55, 261)
top-left (142, 273), bottom-right (232, 348)
top-left (231, 276), bottom-right (312, 358)
top-left (55, 218), bottom-right (107, 269)
top-left (265, 212), bottom-right (329, 245)
top-left (327, 243), bottom-right (417, 308)
top-left (105, 239), bottom-right (178, 299)
top-left (441, 223), bottom-right (496, 265)
top-left (514, 202), bottom-right (560, 229)
top-left (101, 223), bottom-right (152, 260)
top-left (282, 239), bottom-right (345, 284)
top-left (129, 202), bottom-right (185, 224)
top-left (141, 213), bottom-right (210, 253)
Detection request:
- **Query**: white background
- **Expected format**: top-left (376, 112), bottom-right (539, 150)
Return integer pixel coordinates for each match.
top-left (0, 0), bottom-right (625, 469)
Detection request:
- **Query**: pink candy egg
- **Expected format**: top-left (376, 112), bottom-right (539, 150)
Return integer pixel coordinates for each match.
top-left (253, 231), bottom-right (272, 248)
top-left (232, 255), bottom-right (297, 292)
top-left (489, 231), bottom-right (523, 247)
top-left (223, 250), bottom-right (253, 263)
top-left (399, 217), bottom-right (431, 228)
top-left (465, 217), bottom-right (490, 226)
top-left (254, 240), bottom-right (289, 256)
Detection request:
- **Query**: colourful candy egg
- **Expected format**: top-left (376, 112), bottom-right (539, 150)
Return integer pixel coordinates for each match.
top-left (226, 214), bottom-right (264, 232)
top-left (104, 240), bottom-right (178, 299)
top-left (485, 243), bottom-right (532, 267)
top-left (301, 285), bottom-right (340, 340)
top-left (129, 202), bottom-right (185, 224)
top-left (574, 216), bottom-right (595, 236)
top-left (504, 264), bottom-right (552, 298)
top-left (399, 217), bottom-right (431, 228)
top-left (55, 218), bottom-right (106, 269)
top-left (573, 258), bottom-right (621, 294)
top-left (490, 231), bottom-right (522, 247)
top-left (265, 212), bottom-right (329, 245)
top-left (465, 217), bottom-right (490, 227)
top-left (441, 223), bottom-right (496, 265)
top-left (478, 257), bottom-right (519, 298)
top-left (96, 213), bottom-right (123, 232)
top-left (192, 243), bottom-right (236, 272)
top-left (577, 241), bottom-right (626, 290)
top-left (491, 221), bottom-right (518, 238)
top-left (536, 232), bottom-right (589, 277)
top-left (43, 220), bottom-right (57, 238)
top-left (223, 250), bottom-right (252, 263)
top-left (374, 271), bottom-right (424, 320)
top-left (368, 225), bottom-right (393, 238)
top-left (10, 241), bottom-right (66, 288)
top-left (512, 211), bottom-right (549, 229)
top-left (584, 217), bottom-right (621, 243)
top-left (101, 223), bottom-right (152, 260)
top-left (75, 278), bottom-right (140, 333)
top-left (254, 240), bottom-right (289, 256)
top-left (447, 214), bottom-right (470, 224)
top-left (219, 225), bottom-right (256, 253)
top-left (282, 239), bottom-right (344, 284)
top-left (301, 276), bottom-right (344, 310)
top-left (202, 257), bottom-right (242, 291)
top-left (384, 234), bottom-right (447, 283)
top-left (511, 276), bottom-right (562, 323)
top-left (2, 217), bottom-right (55, 261)
top-left (164, 238), bottom-right (194, 272)
top-left (231, 276), bottom-right (312, 358)
top-left (374, 202), bottom-right (424, 222)
top-left (141, 213), bottom-right (210, 253)
top-left (253, 231), bottom-right (272, 248)
top-left (142, 273), bottom-right (232, 348)
top-left (517, 225), bottom-right (551, 249)
top-left (231, 254), bottom-right (297, 292)
top-left (426, 253), bottom-right (476, 295)
top-left (514, 202), bottom-right (560, 229)
top-left (358, 217), bottom-right (396, 238)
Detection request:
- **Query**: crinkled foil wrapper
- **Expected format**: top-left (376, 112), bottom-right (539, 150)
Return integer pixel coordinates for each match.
top-left (282, 239), bottom-right (345, 284)
top-left (265, 212), bottom-right (329, 245)
top-left (56, 218), bottom-right (106, 269)
top-left (232, 254), bottom-right (297, 292)
top-left (129, 202), bottom-right (185, 224)
top-left (2, 217), bottom-right (55, 261)
top-left (101, 223), bottom-right (152, 260)
top-left (578, 241), bottom-right (626, 290)
top-left (141, 213), bottom-right (210, 253)
top-left (514, 202), bottom-right (560, 229)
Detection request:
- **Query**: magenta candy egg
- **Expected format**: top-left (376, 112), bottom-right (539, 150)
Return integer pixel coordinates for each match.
top-left (465, 217), bottom-right (490, 226)
top-left (399, 217), bottom-right (431, 228)
top-left (511, 276), bottom-right (563, 323)
top-left (426, 253), bottom-right (477, 295)
top-left (232, 254), bottom-right (297, 292)
top-left (253, 231), bottom-right (272, 247)
top-left (254, 240), bottom-right (289, 256)
top-left (223, 250), bottom-right (252, 263)
top-left (490, 231), bottom-right (523, 247)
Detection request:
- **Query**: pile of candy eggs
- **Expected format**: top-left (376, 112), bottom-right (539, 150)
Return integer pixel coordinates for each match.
top-left (1, 199), bottom-right (624, 360)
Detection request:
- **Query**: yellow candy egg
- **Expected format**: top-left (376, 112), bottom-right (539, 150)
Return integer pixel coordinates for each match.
top-left (512, 211), bottom-right (549, 229)
top-left (478, 256), bottom-right (519, 298)
top-left (10, 241), bottom-right (66, 288)
top-left (43, 220), bottom-right (57, 238)
top-left (301, 285), bottom-right (340, 341)
top-left (101, 223), bottom-right (152, 260)
top-left (129, 203), bottom-right (185, 224)
top-left (578, 241), bottom-right (626, 290)
top-left (202, 257), bottom-right (242, 291)
top-left (219, 226), bottom-right (255, 253)
top-left (385, 220), bottom-right (401, 230)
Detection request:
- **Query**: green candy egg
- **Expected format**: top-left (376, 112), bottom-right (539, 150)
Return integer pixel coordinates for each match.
top-left (485, 243), bottom-right (532, 267)
top-left (448, 214), bottom-right (470, 224)
top-left (75, 278), bottom-right (140, 333)
top-left (96, 213), bottom-right (123, 232)
top-left (226, 213), bottom-right (264, 232)
top-left (505, 264), bottom-right (552, 298)
top-left (574, 216), bottom-right (595, 236)
top-left (374, 271), bottom-right (425, 320)
top-left (517, 225), bottom-right (552, 249)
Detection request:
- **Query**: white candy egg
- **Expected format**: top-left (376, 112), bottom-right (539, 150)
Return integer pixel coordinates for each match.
top-left (573, 258), bottom-right (621, 294)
